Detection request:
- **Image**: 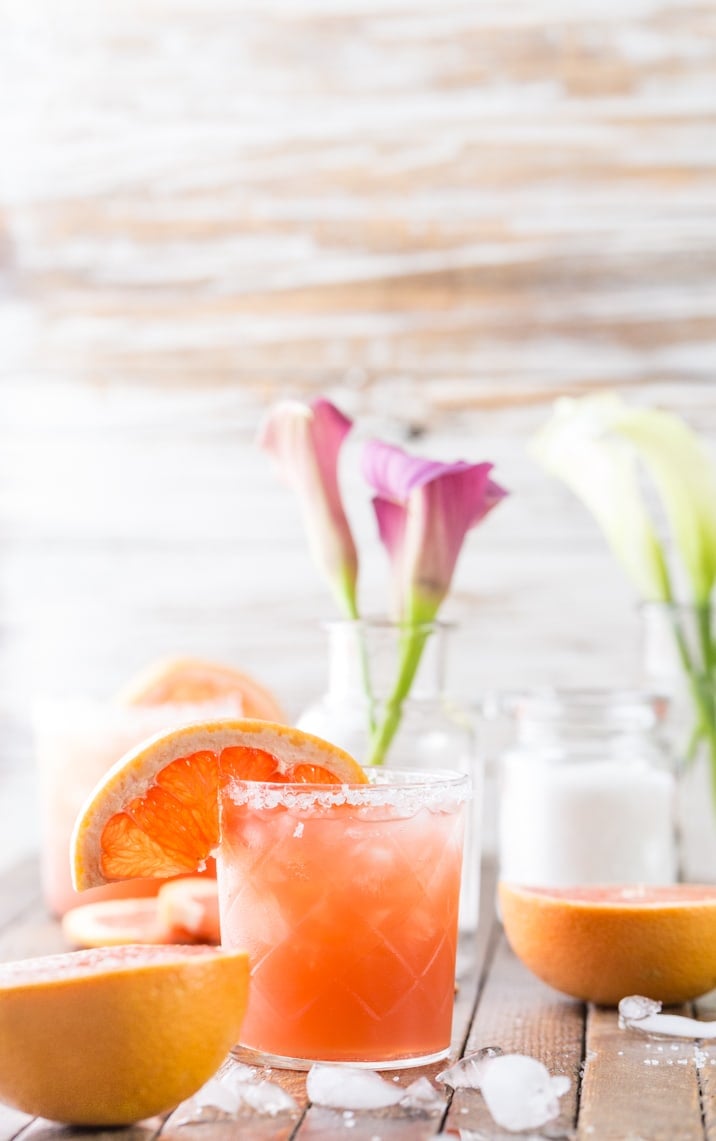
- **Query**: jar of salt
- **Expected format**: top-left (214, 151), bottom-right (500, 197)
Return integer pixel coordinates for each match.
top-left (497, 689), bottom-right (677, 887)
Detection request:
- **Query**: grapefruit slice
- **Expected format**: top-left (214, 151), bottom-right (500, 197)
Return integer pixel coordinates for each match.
top-left (72, 718), bottom-right (367, 891)
top-left (158, 877), bottom-right (220, 944)
top-left (499, 882), bottom-right (716, 1006)
top-left (62, 879), bottom-right (221, 948)
top-left (62, 897), bottom-right (168, 948)
top-left (117, 655), bottom-right (287, 722)
top-left (0, 943), bottom-right (249, 1125)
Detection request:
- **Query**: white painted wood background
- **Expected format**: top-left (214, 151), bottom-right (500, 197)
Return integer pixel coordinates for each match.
top-left (1, 0), bottom-right (715, 871)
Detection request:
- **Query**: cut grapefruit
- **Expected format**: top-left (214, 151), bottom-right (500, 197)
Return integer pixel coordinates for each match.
top-left (117, 655), bottom-right (287, 722)
top-left (62, 897), bottom-right (168, 948)
top-left (0, 943), bottom-right (249, 1125)
top-left (62, 879), bottom-right (220, 949)
top-left (499, 882), bottom-right (716, 1006)
top-left (158, 876), bottom-right (220, 943)
top-left (71, 718), bottom-right (367, 891)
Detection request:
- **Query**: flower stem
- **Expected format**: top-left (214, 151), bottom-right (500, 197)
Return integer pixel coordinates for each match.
top-left (667, 602), bottom-right (716, 805)
top-left (365, 625), bottom-right (430, 766)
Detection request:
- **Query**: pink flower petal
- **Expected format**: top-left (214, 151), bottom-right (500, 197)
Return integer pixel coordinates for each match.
top-left (362, 439), bottom-right (507, 620)
top-left (258, 399), bottom-right (358, 616)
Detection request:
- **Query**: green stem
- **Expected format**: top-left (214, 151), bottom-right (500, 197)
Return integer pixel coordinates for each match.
top-left (335, 575), bottom-right (377, 736)
top-left (667, 600), bottom-right (716, 781)
top-left (706, 726), bottom-right (716, 818)
top-left (365, 625), bottom-right (430, 766)
top-left (357, 628), bottom-right (377, 735)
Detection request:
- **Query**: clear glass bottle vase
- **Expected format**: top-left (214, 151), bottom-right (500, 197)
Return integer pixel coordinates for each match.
top-left (296, 619), bottom-right (481, 933)
top-left (641, 601), bottom-right (716, 882)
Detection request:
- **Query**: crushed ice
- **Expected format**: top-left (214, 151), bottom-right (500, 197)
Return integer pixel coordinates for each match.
top-left (306, 1064), bottom-right (443, 1113)
top-left (172, 1061), bottom-right (298, 1124)
top-left (618, 995), bottom-right (716, 1040)
top-left (438, 1046), bottom-right (503, 1090)
top-left (438, 1050), bottom-right (570, 1133)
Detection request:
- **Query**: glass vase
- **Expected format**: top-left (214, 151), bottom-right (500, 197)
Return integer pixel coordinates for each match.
top-left (641, 602), bottom-right (716, 882)
top-left (296, 619), bottom-right (481, 933)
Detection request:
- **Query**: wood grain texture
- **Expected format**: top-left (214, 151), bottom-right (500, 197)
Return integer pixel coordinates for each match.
top-left (446, 936), bottom-right (583, 1137)
top-left (1, 1), bottom-right (716, 390)
top-left (580, 1004), bottom-right (706, 1141)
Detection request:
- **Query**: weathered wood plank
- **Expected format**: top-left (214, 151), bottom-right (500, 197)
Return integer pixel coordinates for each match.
top-left (16, 1120), bottom-right (165, 1141)
top-left (443, 935), bottom-right (583, 1138)
top-left (693, 991), bottom-right (716, 1141)
top-left (579, 1004), bottom-right (705, 1141)
top-left (2, 1), bottom-right (715, 390)
top-left (162, 1096), bottom-right (304, 1141)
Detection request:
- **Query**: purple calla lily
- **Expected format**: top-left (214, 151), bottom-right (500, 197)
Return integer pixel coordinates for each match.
top-left (258, 398), bottom-right (359, 618)
top-left (363, 440), bottom-right (508, 623)
top-left (258, 395), bottom-right (508, 766)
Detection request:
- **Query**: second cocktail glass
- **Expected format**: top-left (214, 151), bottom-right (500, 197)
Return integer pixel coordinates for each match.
top-left (217, 768), bottom-right (469, 1069)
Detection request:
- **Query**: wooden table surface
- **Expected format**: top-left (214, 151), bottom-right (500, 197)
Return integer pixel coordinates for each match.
top-left (1, 859), bottom-right (714, 1141)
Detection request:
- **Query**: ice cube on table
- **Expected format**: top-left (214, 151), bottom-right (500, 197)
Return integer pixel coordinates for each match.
top-left (172, 1063), bottom-right (298, 1124)
top-left (480, 1055), bottom-right (569, 1132)
top-left (400, 1076), bottom-right (444, 1111)
top-left (172, 1078), bottom-right (241, 1123)
top-left (439, 1052), bottom-right (569, 1133)
top-left (437, 1046), bottom-right (504, 1090)
top-left (306, 1064), bottom-right (405, 1110)
top-left (619, 995), bottom-right (716, 1040)
top-left (237, 1079), bottom-right (299, 1115)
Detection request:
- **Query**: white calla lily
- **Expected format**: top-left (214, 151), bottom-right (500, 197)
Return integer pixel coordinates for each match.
top-left (531, 395), bottom-right (671, 602)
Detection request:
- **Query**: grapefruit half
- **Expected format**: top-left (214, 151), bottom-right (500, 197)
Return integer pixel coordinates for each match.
top-left (0, 943), bottom-right (249, 1125)
top-left (499, 882), bottom-right (716, 1006)
top-left (71, 718), bottom-right (367, 890)
top-left (117, 655), bottom-right (287, 722)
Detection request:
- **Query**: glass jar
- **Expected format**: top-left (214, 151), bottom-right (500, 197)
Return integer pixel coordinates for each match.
top-left (498, 688), bottom-right (677, 888)
top-left (641, 601), bottom-right (716, 882)
top-left (296, 619), bottom-right (481, 933)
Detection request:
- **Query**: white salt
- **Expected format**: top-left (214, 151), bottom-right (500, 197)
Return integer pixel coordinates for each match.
top-left (499, 756), bottom-right (676, 885)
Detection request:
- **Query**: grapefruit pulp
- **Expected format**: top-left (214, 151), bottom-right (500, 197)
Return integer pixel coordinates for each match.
top-left (62, 878), bottom-right (220, 948)
top-left (71, 718), bottom-right (367, 890)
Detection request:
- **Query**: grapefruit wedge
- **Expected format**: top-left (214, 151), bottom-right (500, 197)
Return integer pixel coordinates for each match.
top-left (499, 882), bottom-right (716, 1006)
top-left (118, 655), bottom-right (287, 722)
top-left (72, 718), bottom-right (367, 891)
top-left (0, 943), bottom-right (249, 1125)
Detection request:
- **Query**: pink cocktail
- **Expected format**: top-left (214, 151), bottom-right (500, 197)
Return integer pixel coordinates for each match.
top-left (218, 768), bottom-right (469, 1068)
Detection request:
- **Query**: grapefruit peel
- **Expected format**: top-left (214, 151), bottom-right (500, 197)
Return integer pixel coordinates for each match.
top-left (499, 882), bottom-right (716, 1006)
top-left (0, 944), bottom-right (249, 1126)
top-left (71, 718), bottom-right (367, 891)
top-left (117, 655), bottom-right (287, 722)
